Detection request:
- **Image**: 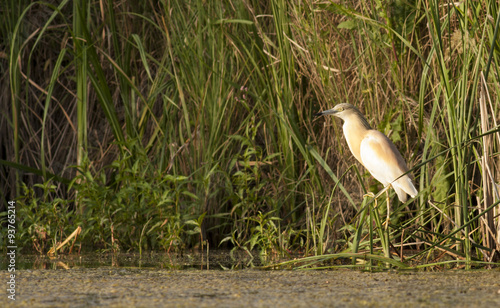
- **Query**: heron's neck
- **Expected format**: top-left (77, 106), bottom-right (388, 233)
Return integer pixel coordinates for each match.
top-left (342, 116), bottom-right (372, 163)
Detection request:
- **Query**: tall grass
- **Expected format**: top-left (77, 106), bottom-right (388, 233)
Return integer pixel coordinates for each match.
top-left (1, 0), bottom-right (499, 266)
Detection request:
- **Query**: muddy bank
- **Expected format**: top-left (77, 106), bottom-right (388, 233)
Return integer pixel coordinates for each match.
top-left (2, 268), bottom-right (500, 307)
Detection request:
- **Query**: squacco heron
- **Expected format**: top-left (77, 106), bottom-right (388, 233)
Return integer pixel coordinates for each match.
top-left (316, 103), bottom-right (417, 204)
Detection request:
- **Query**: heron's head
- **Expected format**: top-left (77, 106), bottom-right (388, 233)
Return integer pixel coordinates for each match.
top-left (315, 104), bottom-right (371, 129)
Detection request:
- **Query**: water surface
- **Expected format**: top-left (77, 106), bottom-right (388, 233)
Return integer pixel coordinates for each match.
top-left (2, 252), bottom-right (500, 307)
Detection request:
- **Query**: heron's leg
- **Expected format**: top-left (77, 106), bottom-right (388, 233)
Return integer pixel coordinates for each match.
top-left (384, 189), bottom-right (390, 230)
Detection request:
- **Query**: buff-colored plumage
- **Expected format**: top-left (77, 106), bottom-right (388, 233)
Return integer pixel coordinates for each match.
top-left (316, 103), bottom-right (417, 202)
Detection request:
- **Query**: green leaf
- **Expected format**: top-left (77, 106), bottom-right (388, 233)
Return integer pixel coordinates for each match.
top-left (337, 19), bottom-right (357, 30)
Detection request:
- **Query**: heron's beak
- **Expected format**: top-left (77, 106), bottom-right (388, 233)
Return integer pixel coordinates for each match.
top-left (314, 108), bottom-right (337, 117)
